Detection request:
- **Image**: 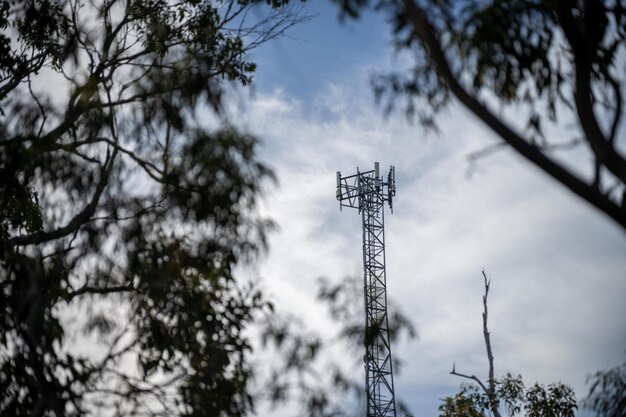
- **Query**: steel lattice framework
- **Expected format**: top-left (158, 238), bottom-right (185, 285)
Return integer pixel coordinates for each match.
top-left (336, 162), bottom-right (397, 417)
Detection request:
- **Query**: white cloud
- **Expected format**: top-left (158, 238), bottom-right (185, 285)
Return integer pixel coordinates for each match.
top-left (229, 71), bottom-right (626, 417)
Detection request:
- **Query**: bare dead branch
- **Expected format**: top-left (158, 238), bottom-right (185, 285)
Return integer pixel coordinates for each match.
top-left (450, 363), bottom-right (491, 396)
top-left (481, 270), bottom-right (499, 417)
top-left (448, 271), bottom-right (502, 417)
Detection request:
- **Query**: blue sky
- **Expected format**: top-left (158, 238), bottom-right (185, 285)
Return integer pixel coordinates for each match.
top-left (249, 3), bottom-right (391, 101)
top-left (229, 3), bottom-right (626, 417)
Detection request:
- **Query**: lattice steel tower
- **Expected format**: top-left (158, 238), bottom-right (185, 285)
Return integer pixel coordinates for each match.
top-left (336, 162), bottom-right (397, 417)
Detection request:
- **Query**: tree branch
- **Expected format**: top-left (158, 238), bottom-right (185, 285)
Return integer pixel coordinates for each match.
top-left (606, 76), bottom-right (623, 146)
top-left (551, 2), bottom-right (626, 185)
top-left (448, 271), bottom-right (501, 417)
top-left (400, 0), bottom-right (626, 232)
top-left (9, 148), bottom-right (118, 247)
top-left (482, 270), bottom-right (498, 417)
top-left (66, 284), bottom-right (136, 301)
top-left (450, 363), bottom-right (491, 397)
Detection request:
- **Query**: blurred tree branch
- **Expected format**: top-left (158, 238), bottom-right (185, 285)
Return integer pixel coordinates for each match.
top-left (584, 360), bottom-right (626, 417)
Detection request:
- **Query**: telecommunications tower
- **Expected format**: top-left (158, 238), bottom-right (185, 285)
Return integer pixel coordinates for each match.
top-left (336, 162), bottom-right (397, 417)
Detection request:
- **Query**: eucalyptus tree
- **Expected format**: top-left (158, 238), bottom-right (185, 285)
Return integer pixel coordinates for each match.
top-left (0, 0), bottom-right (306, 415)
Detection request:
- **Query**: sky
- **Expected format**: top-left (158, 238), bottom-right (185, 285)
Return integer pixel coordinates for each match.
top-left (225, 3), bottom-right (626, 417)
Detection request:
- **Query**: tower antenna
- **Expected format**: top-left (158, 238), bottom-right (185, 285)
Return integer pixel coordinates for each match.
top-left (336, 162), bottom-right (397, 417)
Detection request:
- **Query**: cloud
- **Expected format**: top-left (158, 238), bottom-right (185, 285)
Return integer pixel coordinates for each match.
top-left (229, 71), bottom-right (626, 417)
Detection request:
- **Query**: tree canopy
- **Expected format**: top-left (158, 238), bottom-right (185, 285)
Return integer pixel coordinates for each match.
top-left (0, 0), bottom-right (305, 415)
top-left (333, 0), bottom-right (626, 232)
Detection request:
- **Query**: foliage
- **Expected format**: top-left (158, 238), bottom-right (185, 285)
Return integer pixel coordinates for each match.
top-left (439, 376), bottom-right (577, 417)
top-left (0, 0), bottom-right (306, 415)
top-left (438, 273), bottom-right (577, 417)
top-left (257, 276), bottom-right (416, 417)
top-left (317, 276), bottom-right (417, 349)
top-left (332, 0), bottom-right (626, 232)
top-left (583, 360), bottom-right (626, 417)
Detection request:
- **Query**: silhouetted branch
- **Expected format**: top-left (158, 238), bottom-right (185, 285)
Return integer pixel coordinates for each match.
top-left (67, 284), bottom-right (136, 301)
top-left (9, 148), bottom-right (118, 247)
top-left (399, 0), bottom-right (626, 232)
top-left (550, 2), bottom-right (626, 184)
top-left (606, 77), bottom-right (623, 147)
top-left (450, 362), bottom-right (490, 396)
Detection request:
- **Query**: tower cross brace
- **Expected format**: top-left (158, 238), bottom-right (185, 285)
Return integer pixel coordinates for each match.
top-left (336, 162), bottom-right (397, 417)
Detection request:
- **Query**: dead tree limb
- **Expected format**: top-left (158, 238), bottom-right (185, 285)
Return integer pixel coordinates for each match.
top-left (449, 271), bottom-right (502, 417)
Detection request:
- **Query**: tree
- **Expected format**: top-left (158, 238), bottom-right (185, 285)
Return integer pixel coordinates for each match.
top-left (0, 0), bottom-right (306, 415)
top-left (333, 0), bottom-right (626, 232)
top-left (583, 360), bottom-right (626, 417)
top-left (439, 272), bottom-right (577, 417)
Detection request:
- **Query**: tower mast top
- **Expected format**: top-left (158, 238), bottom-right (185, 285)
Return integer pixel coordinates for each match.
top-left (336, 162), bottom-right (396, 212)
